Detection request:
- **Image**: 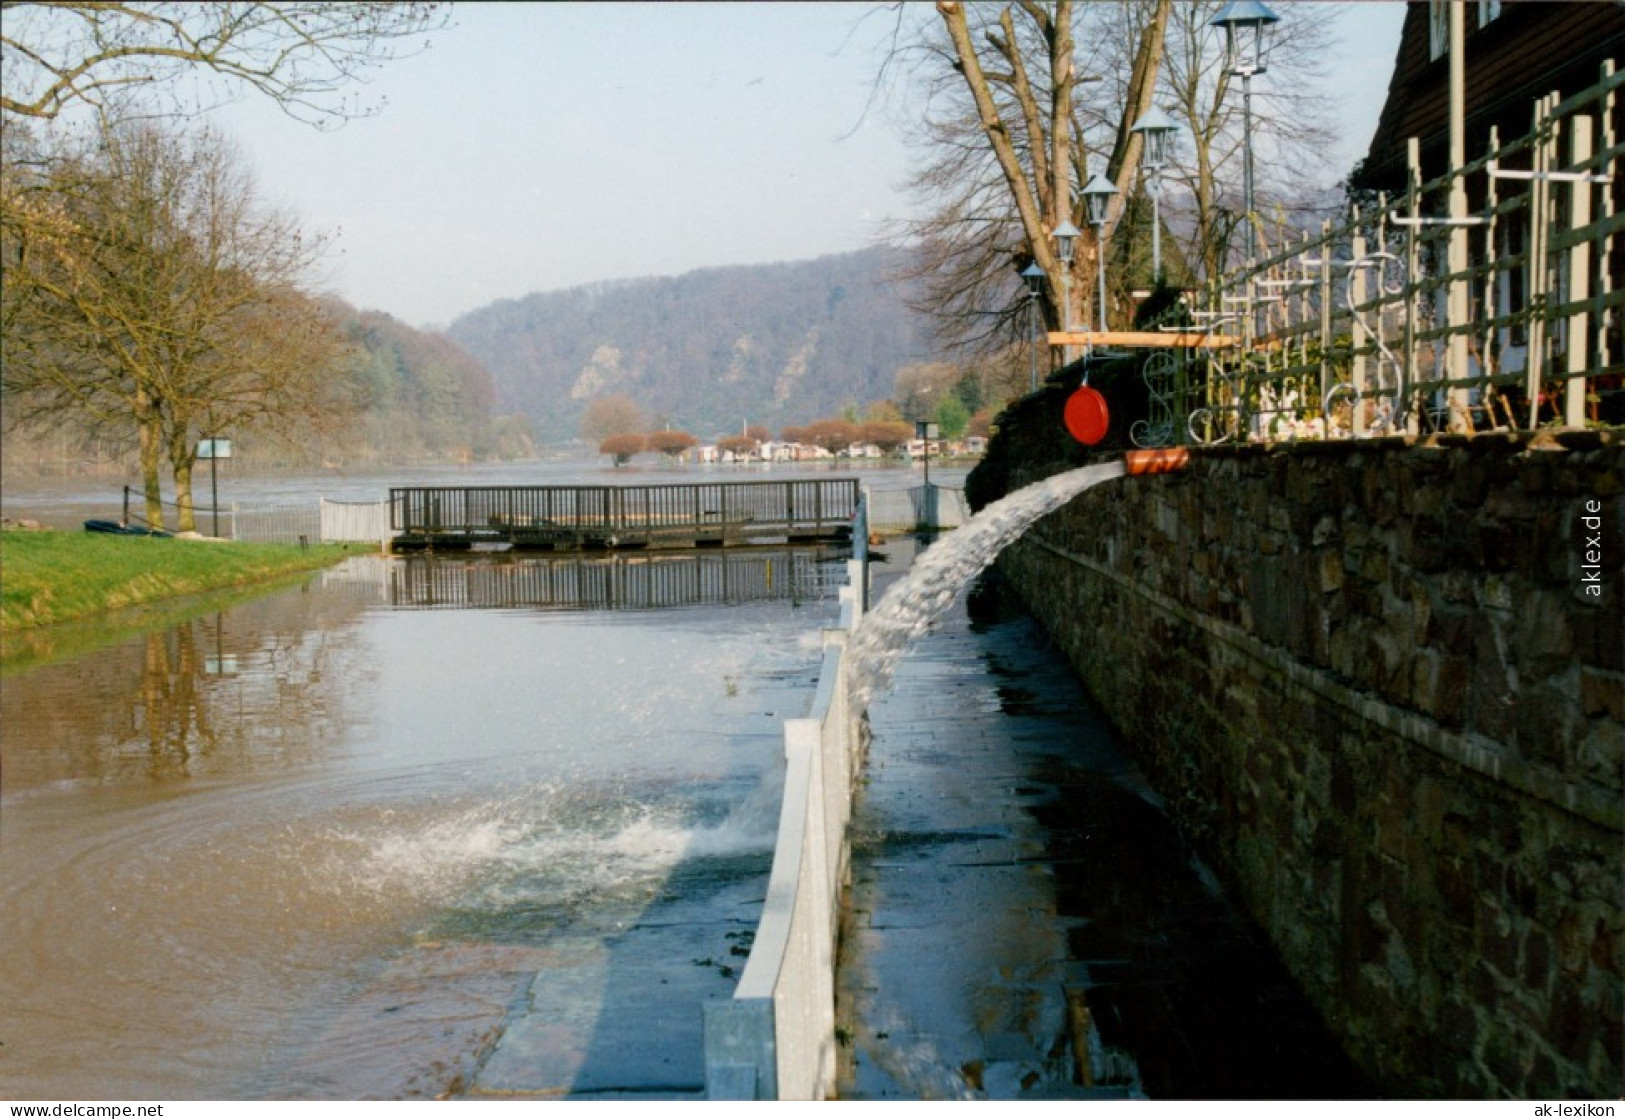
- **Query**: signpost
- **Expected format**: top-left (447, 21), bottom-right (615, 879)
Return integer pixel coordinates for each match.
top-left (196, 437), bottom-right (231, 538)
top-left (914, 421), bottom-right (939, 486)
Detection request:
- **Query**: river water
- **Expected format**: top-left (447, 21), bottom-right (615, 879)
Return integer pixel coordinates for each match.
top-left (0, 540), bottom-right (855, 1099)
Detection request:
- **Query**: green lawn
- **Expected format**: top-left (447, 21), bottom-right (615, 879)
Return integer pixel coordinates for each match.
top-left (0, 529), bottom-right (357, 631)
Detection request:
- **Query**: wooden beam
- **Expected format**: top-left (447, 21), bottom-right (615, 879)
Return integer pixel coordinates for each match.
top-left (1046, 330), bottom-right (1240, 349)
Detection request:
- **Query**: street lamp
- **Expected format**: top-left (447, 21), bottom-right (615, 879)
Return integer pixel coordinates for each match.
top-left (1131, 106), bottom-right (1179, 284)
top-left (1210, 0), bottom-right (1279, 265)
top-left (1051, 218), bottom-right (1080, 363)
top-left (1021, 261), bottom-right (1045, 392)
top-left (1081, 173), bottom-right (1118, 333)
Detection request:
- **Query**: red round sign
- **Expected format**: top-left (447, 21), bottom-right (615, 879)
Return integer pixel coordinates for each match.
top-left (1064, 385), bottom-right (1110, 445)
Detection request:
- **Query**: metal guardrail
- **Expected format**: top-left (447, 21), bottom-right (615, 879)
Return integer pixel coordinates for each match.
top-left (703, 556), bottom-right (867, 1100)
top-left (861, 483), bottom-right (970, 533)
top-left (1128, 60), bottom-right (1620, 447)
top-left (388, 479), bottom-right (862, 549)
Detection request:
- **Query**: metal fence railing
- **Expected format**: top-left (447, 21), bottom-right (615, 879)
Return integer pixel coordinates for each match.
top-left (1118, 59), bottom-right (1620, 448)
top-left (862, 484), bottom-right (970, 533)
top-left (229, 504), bottom-right (321, 545)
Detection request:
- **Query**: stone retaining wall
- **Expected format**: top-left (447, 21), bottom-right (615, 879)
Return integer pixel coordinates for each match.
top-left (987, 431), bottom-right (1622, 1098)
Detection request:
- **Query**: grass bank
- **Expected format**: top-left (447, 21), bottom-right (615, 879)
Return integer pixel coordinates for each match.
top-left (0, 529), bottom-right (357, 631)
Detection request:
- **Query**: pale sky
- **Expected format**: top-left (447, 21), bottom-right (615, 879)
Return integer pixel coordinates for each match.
top-left (211, 1), bottom-right (1409, 329)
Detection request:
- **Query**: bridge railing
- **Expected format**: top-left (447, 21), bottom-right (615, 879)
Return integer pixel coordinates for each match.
top-left (703, 554), bottom-right (868, 1101)
top-left (388, 479), bottom-right (861, 536)
top-left (1099, 59), bottom-right (1620, 448)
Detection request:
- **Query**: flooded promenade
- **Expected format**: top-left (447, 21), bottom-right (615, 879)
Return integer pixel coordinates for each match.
top-left (837, 556), bottom-right (1373, 1100)
top-left (0, 544), bottom-right (847, 1099)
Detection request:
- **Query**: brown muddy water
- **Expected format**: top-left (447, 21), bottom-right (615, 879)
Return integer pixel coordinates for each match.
top-left (0, 550), bottom-right (847, 1099)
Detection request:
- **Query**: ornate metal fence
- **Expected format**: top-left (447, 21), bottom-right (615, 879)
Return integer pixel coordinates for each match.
top-left (1131, 60), bottom-right (1620, 448)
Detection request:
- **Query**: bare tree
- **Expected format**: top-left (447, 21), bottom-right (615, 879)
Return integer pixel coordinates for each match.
top-left (599, 432), bottom-right (644, 467)
top-left (2, 122), bottom-right (351, 530)
top-left (580, 394), bottom-right (646, 444)
top-left (1137, 0), bottom-right (1338, 282)
top-left (645, 429), bottom-right (696, 460)
top-left (877, 0), bottom-right (1338, 365)
top-left (882, 0), bottom-right (1171, 361)
top-left (1, 1), bottom-right (447, 127)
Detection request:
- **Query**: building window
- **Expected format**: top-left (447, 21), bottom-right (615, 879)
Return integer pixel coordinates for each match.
top-left (1431, 1), bottom-right (1499, 59)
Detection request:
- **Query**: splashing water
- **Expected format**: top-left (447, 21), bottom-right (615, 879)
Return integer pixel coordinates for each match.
top-left (847, 461), bottom-right (1125, 706)
top-left (326, 763), bottom-right (786, 925)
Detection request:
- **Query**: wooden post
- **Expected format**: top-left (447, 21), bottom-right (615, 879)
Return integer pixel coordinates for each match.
top-left (1405, 137), bottom-right (1423, 434)
top-left (1600, 62), bottom-right (1619, 377)
top-left (1526, 94), bottom-right (1555, 429)
top-left (1350, 204), bottom-right (1369, 436)
top-left (1564, 112), bottom-right (1594, 428)
top-left (1318, 221), bottom-right (1333, 413)
top-left (1447, 0), bottom-right (1472, 431)
top-left (1484, 126), bottom-right (1503, 418)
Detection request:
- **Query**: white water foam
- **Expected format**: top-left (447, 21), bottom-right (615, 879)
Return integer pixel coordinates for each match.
top-left (847, 462), bottom-right (1125, 707)
top-left (326, 762), bottom-right (786, 916)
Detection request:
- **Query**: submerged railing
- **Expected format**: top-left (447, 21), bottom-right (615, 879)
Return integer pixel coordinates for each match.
top-left (703, 555), bottom-right (868, 1101)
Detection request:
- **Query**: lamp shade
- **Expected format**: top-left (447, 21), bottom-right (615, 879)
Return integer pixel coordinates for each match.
top-left (1131, 106), bottom-right (1178, 171)
top-left (1081, 174), bottom-right (1117, 228)
top-left (1210, 0), bottom-right (1279, 75)
top-left (1051, 219), bottom-right (1082, 264)
top-left (1021, 261), bottom-right (1045, 295)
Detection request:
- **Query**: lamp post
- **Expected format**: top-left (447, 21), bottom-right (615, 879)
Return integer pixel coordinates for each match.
top-left (1051, 219), bottom-right (1080, 364)
top-left (1081, 173), bottom-right (1118, 334)
top-left (1210, 0), bottom-right (1279, 265)
top-left (1022, 261), bottom-right (1045, 392)
top-left (1131, 106), bottom-right (1178, 285)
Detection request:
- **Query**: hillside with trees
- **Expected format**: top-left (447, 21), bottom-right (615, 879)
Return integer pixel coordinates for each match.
top-left (445, 247), bottom-right (943, 443)
top-left (335, 305), bottom-right (534, 466)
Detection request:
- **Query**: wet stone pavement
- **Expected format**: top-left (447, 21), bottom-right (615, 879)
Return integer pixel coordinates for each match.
top-left (835, 572), bottom-right (1374, 1101)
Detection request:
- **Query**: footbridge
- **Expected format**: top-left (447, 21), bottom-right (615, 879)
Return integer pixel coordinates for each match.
top-left (388, 479), bottom-right (859, 552)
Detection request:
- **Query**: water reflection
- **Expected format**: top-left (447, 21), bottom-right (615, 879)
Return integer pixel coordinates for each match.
top-left (0, 554), bottom-right (832, 1099)
top-left (2, 579), bottom-right (373, 793)
top-left (380, 546), bottom-right (847, 613)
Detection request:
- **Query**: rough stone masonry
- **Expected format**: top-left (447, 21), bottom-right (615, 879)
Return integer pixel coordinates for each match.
top-left (978, 427), bottom-right (1622, 1099)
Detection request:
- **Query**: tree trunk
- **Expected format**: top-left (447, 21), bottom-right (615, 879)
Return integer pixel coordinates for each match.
top-left (136, 400), bottom-right (165, 531)
top-left (171, 439), bottom-right (198, 534)
top-left (935, 0), bottom-right (1169, 336)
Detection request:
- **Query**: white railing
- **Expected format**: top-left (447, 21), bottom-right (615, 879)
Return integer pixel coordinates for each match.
top-left (319, 498), bottom-right (392, 547)
top-left (228, 503), bottom-right (321, 545)
top-left (703, 557), bottom-right (867, 1100)
top-left (223, 498), bottom-right (392, 547)
top-left (1131, 60), bottom-right (1620, 446)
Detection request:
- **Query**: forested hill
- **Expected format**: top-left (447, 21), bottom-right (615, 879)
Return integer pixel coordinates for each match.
top-left (445, 246), bottom-right (940, 442)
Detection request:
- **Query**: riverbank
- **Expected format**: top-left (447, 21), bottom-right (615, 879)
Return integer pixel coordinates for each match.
top-left (0, 528), bottom-right (356, 631)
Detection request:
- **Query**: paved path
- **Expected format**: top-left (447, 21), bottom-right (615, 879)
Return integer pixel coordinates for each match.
top-left (835, 573), bottom-right (1371, 1101)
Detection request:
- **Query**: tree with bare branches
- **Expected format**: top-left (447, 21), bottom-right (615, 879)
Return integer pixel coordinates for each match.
top-left (880, 0), bottom-right (1336, 366)
top-left (2, 122), bottom-right (351, 530)
top-left (579, 394), bottom-right (646, 445)
top-left (884, 0), bottom-right (1171, 362)
top-left (1120, 0), bottom-right (1337, 282)
top-left (645, 429), bottom-right (697, 460)
top-left (1, 1), bottom-right (447, 126)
